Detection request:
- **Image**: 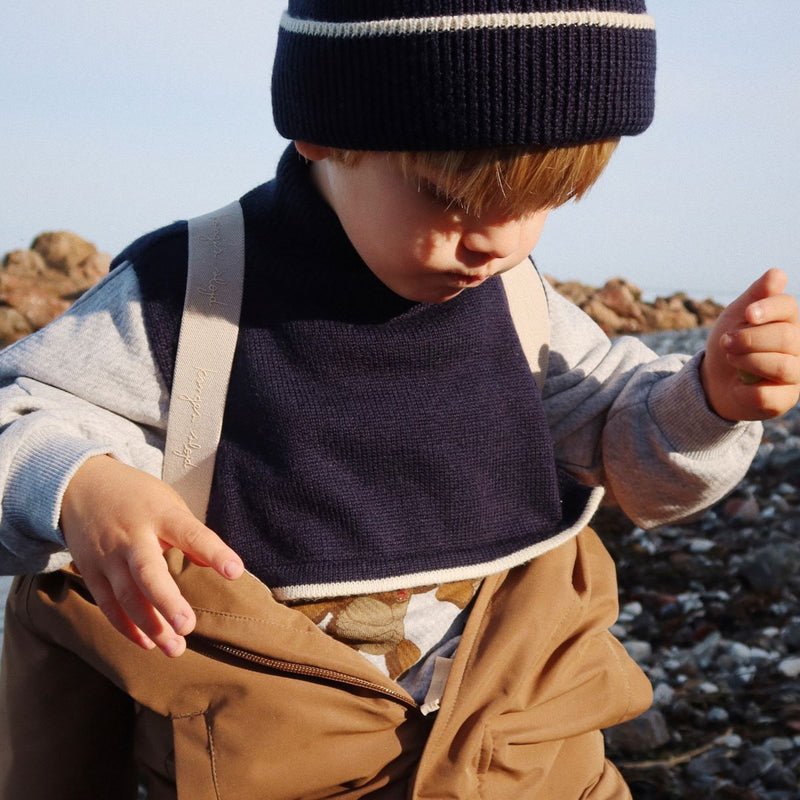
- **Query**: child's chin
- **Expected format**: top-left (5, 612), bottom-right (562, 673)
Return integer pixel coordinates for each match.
top-left (401, 286), bottom-right (464, 304)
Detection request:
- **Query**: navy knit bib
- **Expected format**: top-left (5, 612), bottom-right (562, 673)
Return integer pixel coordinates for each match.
top-left (121, 146), bottom-right (592, 600)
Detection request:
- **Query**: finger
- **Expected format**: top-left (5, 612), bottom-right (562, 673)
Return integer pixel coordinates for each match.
top-left (125, 543), bottom-right (197, 637)
top-left (726, 351), bottom-right (800, 387)
top-left (745, 293), bottom-right (799, 327)
top-left (724, 269), bottom-right (788, 321)
top-left (723, 321), bottom-right (800, 359)
top-left (747, 268), bottom-right (788, 303)
top-left (162, 507), bottom-right (244, 581)
top-left (104, 562), bottom-right (187, 657)
top-left (81, 569), bottom-right (157, 651)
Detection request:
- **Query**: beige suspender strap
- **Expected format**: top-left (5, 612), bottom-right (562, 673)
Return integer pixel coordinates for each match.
top-left (500, 258), bottom-right (550, 390)
top-left (162, 201), bottom-right (245, 521)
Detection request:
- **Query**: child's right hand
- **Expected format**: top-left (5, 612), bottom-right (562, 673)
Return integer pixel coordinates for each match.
top-left (60, 455), bottom-right (244, 657)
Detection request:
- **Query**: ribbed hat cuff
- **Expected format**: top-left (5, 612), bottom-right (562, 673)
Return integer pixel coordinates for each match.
top-left (272, 3), bottom-right (656, 150)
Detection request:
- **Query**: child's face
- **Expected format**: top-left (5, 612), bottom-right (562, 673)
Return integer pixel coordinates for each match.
top-left (300, 144), bottom-right (549, 304)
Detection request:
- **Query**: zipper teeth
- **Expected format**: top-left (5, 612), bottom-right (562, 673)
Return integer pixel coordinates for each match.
top-left (197, 638), bottom-right (417, 708)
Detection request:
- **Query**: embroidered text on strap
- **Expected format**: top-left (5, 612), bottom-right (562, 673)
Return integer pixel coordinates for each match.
top-left (162, 201), bottom-right (245, 521)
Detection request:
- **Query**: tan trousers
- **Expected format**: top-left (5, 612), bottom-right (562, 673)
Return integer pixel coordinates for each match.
top-left (0, 528), bottom-right (651, 799)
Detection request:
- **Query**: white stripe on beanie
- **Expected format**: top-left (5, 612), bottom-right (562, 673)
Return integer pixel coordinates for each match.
top-left (280, 10), bottom-right (656, 39)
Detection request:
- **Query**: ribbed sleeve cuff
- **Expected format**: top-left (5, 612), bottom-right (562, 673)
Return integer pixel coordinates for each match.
top-left (5, 429), bottom-right (116, 548)
top-left (646, 353), bottom-right (762, 458)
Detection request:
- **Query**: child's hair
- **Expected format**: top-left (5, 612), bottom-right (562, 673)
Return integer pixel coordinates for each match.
top-left (330, 139), bottom-right (620, 217)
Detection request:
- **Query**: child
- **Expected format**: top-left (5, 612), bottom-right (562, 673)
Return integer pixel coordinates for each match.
top-left (1, 2), bottom-right (799, 797)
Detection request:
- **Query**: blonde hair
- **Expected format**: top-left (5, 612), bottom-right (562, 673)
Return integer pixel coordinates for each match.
top-left (331, 139), bottom-right (619, 217)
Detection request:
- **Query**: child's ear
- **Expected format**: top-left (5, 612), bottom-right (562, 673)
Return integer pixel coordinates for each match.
top-left (294, 141), bottom-right (332, 162)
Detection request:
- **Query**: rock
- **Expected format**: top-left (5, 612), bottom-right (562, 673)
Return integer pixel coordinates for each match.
top-left (581, 295), bottom-right (641, 334)
top-left (545, 275), bottom-right (724, 335)
top-left (734, 746), bottom-right (777, 784)
top-left (737, 544), bottom-right (800, 594)
top-left (582, 278), bottom-right (647, 333)
top-left (547, 278), bottom-right (594, 308)
top-left (652, 682), bottom-right (675, 708)
top-left (777, 657), bottom-right (800, 678)
top-left (0, 270), bottom-right (72, 329)
top-left (30, 231), bottom-right (101, 278)
top-left (685, 296), bottom-right (725, 328)
top-left (604, 708), bottom-right (670, 753)
top-left (623, 640), bottom-right (653, 664)
top-left (693, 631), bottom-right (722, 669)
top-left (688, 537), bottom-right (716, 554)
top-left (628, 609), bottom-right (659, 640)
top-left (781, 621), bottom-right (800, 651)
top-left (707, 706), bottom-right (729, 724)
top-left (721, 733), bottom-right (744, 749)
top-left (765, 448), bottom-right (800, 482)
top-left (722, 494), bottom-right (761, 523)
top-left (646, 293), bottom-right (701, 331)
top-left (728, 642), bottom-right (753, 664)
top-left (0, 232), bottom-right (110, 346)
top-left (762, 763), bottom-right (799, 792)
top-left (0, 306), bottom-right (33, 341)
top-left (685, 749), bottom-right (731, 780)
top-left (764, 737), bottom-right (794, 753)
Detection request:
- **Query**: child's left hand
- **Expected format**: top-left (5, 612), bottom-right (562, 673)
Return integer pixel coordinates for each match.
top-left (702, 268), bottom-right (800, 421)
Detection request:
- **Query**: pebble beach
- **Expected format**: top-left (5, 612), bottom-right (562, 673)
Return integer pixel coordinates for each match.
top-left (605, 329), bottom-right (800, 798)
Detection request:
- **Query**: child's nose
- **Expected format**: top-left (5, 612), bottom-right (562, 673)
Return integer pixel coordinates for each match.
top-left (460, 217), bottom-right (521, 260)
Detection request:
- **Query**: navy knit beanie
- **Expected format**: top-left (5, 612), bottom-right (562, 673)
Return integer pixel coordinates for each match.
top-left (271, 1), bottom-right (656, 151)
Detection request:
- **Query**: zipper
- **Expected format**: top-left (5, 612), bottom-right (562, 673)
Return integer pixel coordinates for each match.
top-left (192, 636), bottom-right (419, 709)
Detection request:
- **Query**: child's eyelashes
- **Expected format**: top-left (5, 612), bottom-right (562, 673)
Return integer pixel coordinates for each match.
top-left (415, 177), bottom-right (462, 211)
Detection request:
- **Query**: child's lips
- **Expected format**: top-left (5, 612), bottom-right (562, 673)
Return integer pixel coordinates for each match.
top-left (447, 271), bottom-right (488, 288)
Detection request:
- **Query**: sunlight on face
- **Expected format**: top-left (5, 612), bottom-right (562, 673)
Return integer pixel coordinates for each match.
top-left (300, 145), bottom-right (549, 304)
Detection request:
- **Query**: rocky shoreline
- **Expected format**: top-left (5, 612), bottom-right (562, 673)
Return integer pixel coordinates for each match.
top-left (547, 275), bottom-right (725, 335)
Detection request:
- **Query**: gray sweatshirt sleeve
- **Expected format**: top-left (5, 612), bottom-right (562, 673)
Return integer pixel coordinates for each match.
top-left (542, 281), bottom-right (763, 528)
top-left (0, 261), bottom-right (168, 573)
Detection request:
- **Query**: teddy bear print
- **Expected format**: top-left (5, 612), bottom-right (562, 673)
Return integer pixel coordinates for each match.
top-left (293, 580), bottom-right (481, 679)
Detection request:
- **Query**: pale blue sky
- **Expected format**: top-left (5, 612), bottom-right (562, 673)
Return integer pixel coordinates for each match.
top-left (2, 2), bottom-right (798, 303)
